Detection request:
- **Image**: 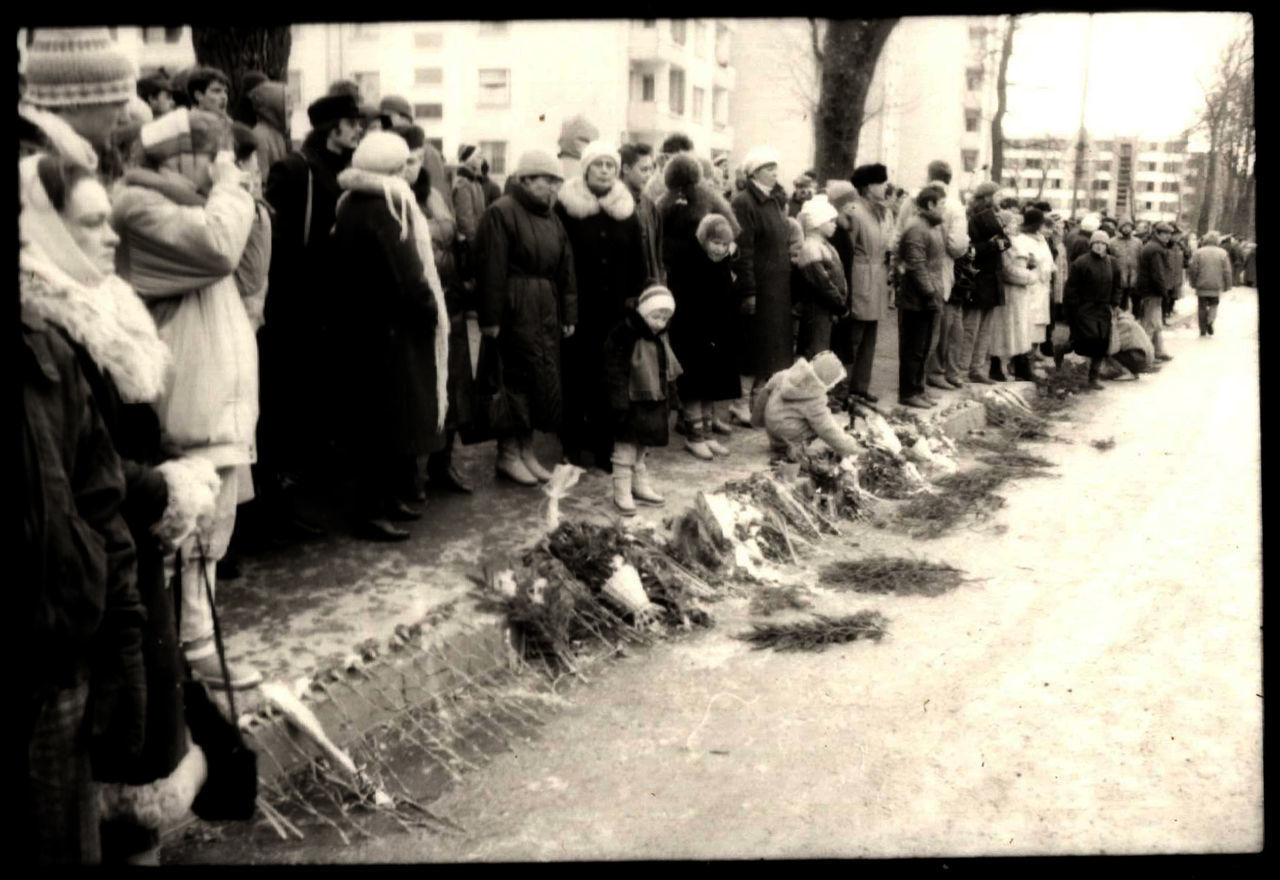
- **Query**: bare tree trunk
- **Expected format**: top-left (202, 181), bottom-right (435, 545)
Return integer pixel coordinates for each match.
top-left (813, 19), bottom-right (898, 184)
top-left (989, 16), bottom-right (1017, 184)
top-left (191, 27), bottom-right (293, 115)
top-left (1196, 133), bottom-right (1220, 236)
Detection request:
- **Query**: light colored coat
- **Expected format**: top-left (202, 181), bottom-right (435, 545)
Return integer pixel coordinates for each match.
top-left (754, 357), bottom-right (861, 458)
top-left (991, 237), bottom-right (1036, 358)
top-left (844, 195), bottom-right (895, 321)
top-left (112, 170), bottom-right (261, 468)
top-left (1189, 244), bottom-right (1233, 295)
top-left (1018, 231), bottom-right (1055, 330)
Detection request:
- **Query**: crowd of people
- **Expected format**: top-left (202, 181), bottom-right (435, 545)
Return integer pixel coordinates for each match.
top-left (18, 28), bottom-right (1256, 865)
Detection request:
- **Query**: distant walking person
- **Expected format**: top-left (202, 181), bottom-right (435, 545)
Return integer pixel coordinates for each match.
top-left (1188, 231), bottom-right (1233, 337)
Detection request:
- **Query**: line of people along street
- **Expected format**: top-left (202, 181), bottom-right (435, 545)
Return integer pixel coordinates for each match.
top-left (18, 28), bottom-right (1257, 864)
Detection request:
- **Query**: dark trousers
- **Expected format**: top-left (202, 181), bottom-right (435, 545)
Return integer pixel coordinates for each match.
top-left (832, 317), bottom-right (878, 395)
top-left (1197, 296), bottom-right (1220, 335)
top-left (798, 303), bottom-right (836, 359)
top-left (897, 307), bottom-right (939, 401)
top-left (354, 452), bottom-right (402, 520)
top-left (27, 682), bottom-right (99, 865)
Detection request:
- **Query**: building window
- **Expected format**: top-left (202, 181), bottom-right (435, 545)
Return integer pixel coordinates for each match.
top-left (1143, 161), bottom-right (1158, 172)
top-left (1092, 198), bottom-right (1108, 211)
top-left (1141, 181), bottom-right (1155, 192)
top-left (415, 31), bottom-right (443, 49)
top-left (671, 20), bottom-right (687, 45)
top-left (479, 140), bottom-right (507, 175)
top-left (1092, 179), bottom-right (1110, 191)
top-left (1095, 140), bottom-right (1114, 152)
top-left (142, 26), bottom-right (183, 44)
top-left (1094, 160), bottom-right (1112, 171)
top-left (1161, 181), bottom-right (1180, 193)
top-left (414, 103), bottom-right (443, 120)
top-left (641, 73), bottom-right (655, 102)
top-left (1146, 142), bottom-right (1160, 151)
top-left (965, 108), bottom-right (980, 132)
top-left (715, 23), bottom-right (731, 67)
top-left (479, 22), bottom-right (509, 35)
top-left (478, 68), bottom-right (510, 107)
top-left (1144, 201), bottom-right (1154, 210)
top-left (352, 71), bottom-right (380, 103)
top-left (692, 86), bottom-right (705, 123)
top-left (415, 67), bottom-right (443, 86)
top-left (287, 70), bottom-right (302, 110)
top-left (966, 67), bottom-right (983, 91)
top-left (1004, 176), bottom-right (1017, 188)
top-left (669, 67), bottom-right (685, 115)
top-left (642, 20), bottom-right (656, 28)
top-left (1023, 177), bottom-right (1037, 189)
top-left (712, 87), bottom-right (728, 129)
top-left (695, 20), bottom-right (708, 57)
top-left (1164, 141), bottom-right (1184, 153)
top-left (961, 149), bottom-right (978, 173)
top-left (1048, 177), bottom-right (1063, 189)
top-left (1025, 157), bottom-right (1042, 169)
top-left (350, 24), bottom-right (378, 41)
top-left (1162, 162), bottom-right (1181, 173)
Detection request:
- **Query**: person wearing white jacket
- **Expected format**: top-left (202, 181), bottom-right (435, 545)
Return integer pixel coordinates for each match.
top-left (111, 107), bottom-right (267, 690)
top-left (1015, 208), bottom-right (1056, 373)
top-left (989, 207), bottom-right (1038, 382)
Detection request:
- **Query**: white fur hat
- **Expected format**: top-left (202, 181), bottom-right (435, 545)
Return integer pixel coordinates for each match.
top-left (798, 194), bottom-right (838, 234)
top-left (352, 131), bottom-right (410, 175)
top-left (637, 285), bottom-right (676, 320)
top-left (810, 351), bottom-right (845, 389)
top-left (741, 145), bottom-right (781, 179)
top-left (1080, 213), bottom-right (1101, 233)
top-left (579, 139), bottom-right (620, 175)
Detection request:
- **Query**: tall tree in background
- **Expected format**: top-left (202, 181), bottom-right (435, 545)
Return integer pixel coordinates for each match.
top-left (812, 19), bottom-right (898, 184)
top-left (989, 15), bottom-right (1018, 185)
top-left (191, 27), bottom-right (292, 114)
top-left (1193, 23), bottom-right (1253, 237)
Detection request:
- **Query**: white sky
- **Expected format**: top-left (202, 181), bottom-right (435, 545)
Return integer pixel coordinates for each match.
top-left (1002, 11), bottom-right (1251, 145)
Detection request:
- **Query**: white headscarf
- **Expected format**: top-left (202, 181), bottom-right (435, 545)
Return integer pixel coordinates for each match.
top-left (18, 154), bottom-right (171, 403)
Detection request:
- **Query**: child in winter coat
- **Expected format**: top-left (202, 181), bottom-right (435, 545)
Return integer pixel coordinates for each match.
top-left (795, 194), bottom-right (849, 359)
top-left (752, 351), bottom-right (862, 460)
top-left (603, 286), bottom-right (683, 516)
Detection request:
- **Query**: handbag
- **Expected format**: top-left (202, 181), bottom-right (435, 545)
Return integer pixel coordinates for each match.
top-left (457, 335), bottom-right (530, 444)
top-left (176, 539), bottom-right (259, 821)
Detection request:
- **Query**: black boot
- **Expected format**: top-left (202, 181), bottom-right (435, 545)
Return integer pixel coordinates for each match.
top-left (428, 439), bottom-right (473, 494)
top-left (990, 357), bottom-right (1008, 382)
top-left (1011, 354), bottom-right (1035, 381)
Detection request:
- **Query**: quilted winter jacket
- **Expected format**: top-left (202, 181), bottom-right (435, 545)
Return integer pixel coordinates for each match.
top-left (1189, 244), bottom-right (1233, 295)
top-left (755, 357), bottom-right (861, 458)
top-left (112, 170), bottom-right (261, 466)
top-left (897, 211), bottom-right (947, 311)
top-left (1107, 233), bottom-right (1142, 288)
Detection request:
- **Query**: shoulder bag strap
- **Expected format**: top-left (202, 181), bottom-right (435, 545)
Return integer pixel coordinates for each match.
top-left (303, 167), bottom-right (314, 249)
top-left (195, 535), bottom-right (239, 721)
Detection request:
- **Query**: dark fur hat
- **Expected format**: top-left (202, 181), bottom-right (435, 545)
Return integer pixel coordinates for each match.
top-left (850, 163), bottom-right (888, 190)
top-left (664, 153), bottom-right (702, 190)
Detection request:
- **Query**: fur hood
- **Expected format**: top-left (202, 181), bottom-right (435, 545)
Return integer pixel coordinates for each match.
top-left (556, 176), bottom-right (636, 221)
top-left (248, 81), bottom-right (287, 133)
top-left (19, 246), bottom-right (171, 404)
top-left (774, 357), bottom-right (829, 402)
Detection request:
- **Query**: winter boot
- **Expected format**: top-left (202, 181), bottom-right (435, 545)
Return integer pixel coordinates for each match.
top-left (990, 357), bottom-right (1009, 382)
top-left (185, 638), bottom-right (263, 691)
top-left (519, 436), bottom-right (554, 482)
top-left (685, 419), bottom-right (714, 460)
top-left (703, 417), bottom-right (730, 456)
top-left (631, 454), bottom-right (665, 506)
top-left (611, 464), bottom-right (637, 516)
top-left (496, 438), bottom-right (538, 486)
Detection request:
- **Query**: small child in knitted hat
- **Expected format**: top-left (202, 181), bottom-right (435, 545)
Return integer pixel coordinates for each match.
top-left (602, 285), bottom-right (683, 516)
top-left (794, 195), bottom-right (848, 358)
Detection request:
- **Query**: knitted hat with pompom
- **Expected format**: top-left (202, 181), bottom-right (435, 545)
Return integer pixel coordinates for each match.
top-left (24, 28), bottom-right (134, 108)
top-left (637, 285), bottom-right (676, 320)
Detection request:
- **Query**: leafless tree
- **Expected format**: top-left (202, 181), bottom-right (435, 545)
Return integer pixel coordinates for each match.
top-left (989, 15), bottom-right (1018, 184)
top-left (191, 27), bottom-right (292, 115)
top-left (1192, 21), bottom-right (1253, 237)
top-left (812, 19), bottom-right (899, 184)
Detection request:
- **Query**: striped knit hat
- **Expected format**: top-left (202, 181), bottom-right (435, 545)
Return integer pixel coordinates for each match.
top-left (24, 28), bottom-right (134, 109)
top-left (636, 285), bottom-right (676, 320)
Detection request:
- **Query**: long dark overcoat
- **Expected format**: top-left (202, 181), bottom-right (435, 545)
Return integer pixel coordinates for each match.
top-left (1064, 251), bottom-right (1122, 358)
top-left (731, 182), bottom-right (794, 380)
top-left (474, 185), bottom-right (578, 433)
top-left (968, 205), bottom-right (1007, 310)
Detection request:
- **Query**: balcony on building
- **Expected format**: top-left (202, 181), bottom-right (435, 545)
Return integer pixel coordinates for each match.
top-left (629, 19), bottom-right (687, 66)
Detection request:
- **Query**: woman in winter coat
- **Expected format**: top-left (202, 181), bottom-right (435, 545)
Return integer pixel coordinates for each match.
top-left (989, 209), bottom-right (1038, 382)
top-left (752, 351), bottom-right (861, 460)
top-left (660, 156), bottom-right (742, 454)
top-left (838, 163), bottom-right (896, 403)
top-left (1188, 231), bottom-right (1233, 337)
top-left (554, 140), bottom-right (648, 470)
top-left (1063, 229), bottom-right (1123, 390)
top-left (473, 149), bottom-right (577, 487)
top-left (393, 124), bottom-right (473, 496)
top-left (111, 107), bottom-right (266, 691)
top-left (21, 153), bottom-right (214, 864)
top-left (731, 145), bottom-right (794, 410)
top-left (329, 132), bottom-right (450, 540)
top-left (1016, 208), bottom-right (1055, 369)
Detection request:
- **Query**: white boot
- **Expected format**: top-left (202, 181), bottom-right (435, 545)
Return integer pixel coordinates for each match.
top-left (631, 455), bottom-right (665, 506)
top-left (518, 435), bottom-right (553, 482)
top-left (496, 438), bottom-right (538, 486)
top-left (703, 418), bottom-right (730, 456)
top-left (612, 465), bottom-right (637, 516)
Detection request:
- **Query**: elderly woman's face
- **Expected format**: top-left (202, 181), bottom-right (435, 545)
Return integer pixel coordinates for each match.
top-left (585, 157), bottom-right (618, 190)
top-left (752, 162), bottom-right (779, 190)
top-left (64, 177), bottom-right (120, 276)
top-left (522, 174), bottom-right (562, 206)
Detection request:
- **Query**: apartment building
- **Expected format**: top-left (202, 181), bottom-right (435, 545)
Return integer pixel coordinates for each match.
top-left (1000, 134), bottom-right (1202, 223)
top-left (731, 17), bottom-right (1002, 193)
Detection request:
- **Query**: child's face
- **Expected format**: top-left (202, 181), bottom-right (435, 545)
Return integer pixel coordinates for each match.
top-left (643, 307), bottom-right (673, 334)
top-left (818, 218), bottom-right (837, 238)
top-left (703, 237), bottom-right (731, 262)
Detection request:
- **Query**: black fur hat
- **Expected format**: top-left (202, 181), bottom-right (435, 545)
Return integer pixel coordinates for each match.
top-left (664, 153), bottom-right (702, 190)
top-left (850, 163), bottom-right (888, 190)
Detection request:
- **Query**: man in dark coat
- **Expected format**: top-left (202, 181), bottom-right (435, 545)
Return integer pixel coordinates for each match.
top-left (474, 149), bottom-right (578, 487)
top-left (958, 181), bottom-right (1009, 384)
top-left (897, 185), bottom-right (948, 407)
top-left (258, 93), bottom-right (362, 541)
top-left (1136, 221), bottom-right (1176, 362)
top-left (1063, 229), bottom-right (1124, 390)
top-left (554, 140), bottom-right (648, 470)
top-left (479, 159), bottom-right (503, 206)
top-left (22, 310), bottom-right (146, 866)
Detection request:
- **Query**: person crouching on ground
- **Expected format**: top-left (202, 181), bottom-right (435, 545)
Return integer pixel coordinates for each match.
top-left (896, 185), bottom-right (949, 408)
top-left (795, 194), bottom-right (848, 360)
top-left (111, 107), bottom-right (265, 690)
top-left (603, 286), bottom-right (683, 516)
top-left (1189, 231), bottom-right (1233, 337)
top-left (1063, 229), bottom-right (1123, 391)
top-left (753, 351), bottom-right (862, 461)
top-left (665, 212), bottom-right (741, 462)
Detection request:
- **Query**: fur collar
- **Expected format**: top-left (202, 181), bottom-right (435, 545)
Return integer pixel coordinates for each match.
top-left (19, 244), bottom-right (171, 404)
top-left (556, 177), bottom-right (636, 221)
